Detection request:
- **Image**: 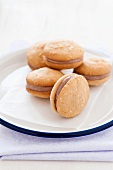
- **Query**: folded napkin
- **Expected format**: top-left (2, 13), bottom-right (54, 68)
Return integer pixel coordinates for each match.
top-left (0, 125), bottom-right (113, 161)
top-left (0, 41), bottom-right (113, 161)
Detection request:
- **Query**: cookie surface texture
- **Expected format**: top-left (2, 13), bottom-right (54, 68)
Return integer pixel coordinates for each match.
top-left (74, 58), bottom-right (111, 86)
top-left (43, 40), bottom-right (84, 70)
top-left (50, 73), bottom-right (89, 118)
top-left (27, 42), bottom-right (47, 70)
top-left (26, 67), bottom-right (64, 98)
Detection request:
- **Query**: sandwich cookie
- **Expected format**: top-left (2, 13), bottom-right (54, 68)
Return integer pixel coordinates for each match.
top-left (27, 42), bottom-right (47, 70)
top-left (73, 58), bottom-right (112, 86)
top-left (50, 73), bottom-right (89, 118)
top-left (43, 40), bottom-right (84, 70)
top-left (26, 67), bottom-right (64, 98)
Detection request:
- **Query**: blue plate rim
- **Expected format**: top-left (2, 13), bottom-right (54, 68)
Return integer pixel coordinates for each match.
top-left (0, 118), bottom-right (113, 138)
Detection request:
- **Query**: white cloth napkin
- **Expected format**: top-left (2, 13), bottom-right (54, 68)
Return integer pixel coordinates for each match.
top-left (0, 41), bottom-right (113, 161)
top-left (0, 125), bottom-right (113, 161)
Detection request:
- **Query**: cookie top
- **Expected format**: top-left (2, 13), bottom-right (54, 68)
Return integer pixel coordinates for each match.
top-left (43, 40), bottom-right (84, 61)
top-left (74, 58), bottom-right (111, 76)
top-left (50, 73), bottom-right (89, 118)
top-left (27, 42), bottom-right (47, 69)
top-left (26, 67), bottom-right (64, 87)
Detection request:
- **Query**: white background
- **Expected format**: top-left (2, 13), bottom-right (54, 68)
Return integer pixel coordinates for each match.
top-left (0, 0), bottom-right (113, 169)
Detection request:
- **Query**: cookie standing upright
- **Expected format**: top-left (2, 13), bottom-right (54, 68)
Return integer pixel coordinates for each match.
top-left (73, 58), bottom-right (112, 86)
top-left (26, 67), bottom-right (64, 98)
top-left (43, 40), bottom-right (84, 70)
top-left (50, 73), bottom-right (89, 118)
top-left (27, 42), bottom-right (47, 70)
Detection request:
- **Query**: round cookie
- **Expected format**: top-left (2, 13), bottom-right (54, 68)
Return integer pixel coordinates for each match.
top-left (27, 42), bottom-right (47, 70)
top-left (73, 58), bottom-right (112, 86)
top-left (43, 40), bottom-right (84, 70)
top-left (50, 73), bottom-right (89, 118)
top-left (26, 67), bottom-right (64, 98)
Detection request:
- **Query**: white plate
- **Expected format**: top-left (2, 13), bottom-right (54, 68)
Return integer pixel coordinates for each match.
top-left (0, 48), bottom-right (113, 138)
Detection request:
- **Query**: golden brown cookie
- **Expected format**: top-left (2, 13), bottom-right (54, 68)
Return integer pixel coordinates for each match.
top-left (43, 40), bottom-right (84, 70)
top-left (27, 42), bottom-right (47, 70)
top-left (26, 67), bottom-right (64, 98)
top-left (50, 73), bottom-right (89, 118)
top-left (73, 58), bottom-right (112, 86)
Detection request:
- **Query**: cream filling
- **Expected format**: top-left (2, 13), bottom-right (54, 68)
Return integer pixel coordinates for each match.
top-left (45, 56), bottom-right (83, 65)
top-left (78, 72), bottom-right (110, 80)
top-left (26, 84), bottom-right (53, 92)
top-left (54, 75), bottom-right (75, 110)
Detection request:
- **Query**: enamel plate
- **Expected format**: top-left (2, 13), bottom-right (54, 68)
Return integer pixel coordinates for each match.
top-left (0, 48), bottom-right (113, 138)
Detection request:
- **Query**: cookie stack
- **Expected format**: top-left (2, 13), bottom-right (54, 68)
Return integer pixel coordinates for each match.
top-left (26, 40), bottom-right (111, 118)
